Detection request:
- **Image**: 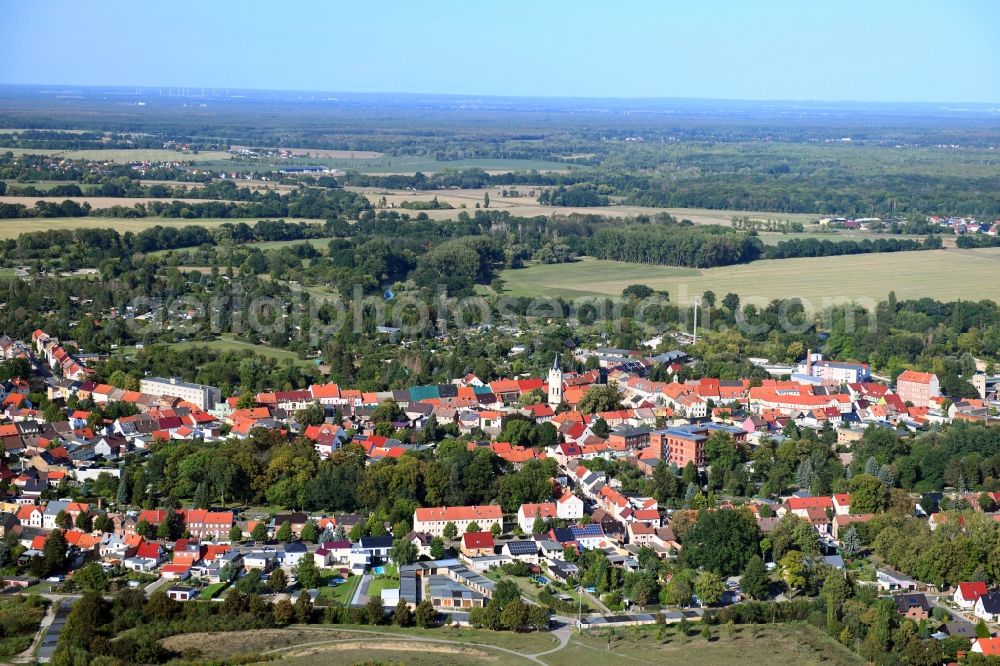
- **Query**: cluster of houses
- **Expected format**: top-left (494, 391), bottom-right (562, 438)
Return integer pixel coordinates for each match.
top-left (928, 215), bottom-right (1000, 235)
top-left (1, 330), bottom-right (1000, 627)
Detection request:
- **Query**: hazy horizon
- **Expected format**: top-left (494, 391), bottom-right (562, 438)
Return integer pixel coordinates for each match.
top-left (3, 0), bottom-right (999, 105)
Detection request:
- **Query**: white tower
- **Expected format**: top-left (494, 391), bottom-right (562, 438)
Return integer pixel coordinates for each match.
top-left (547, 355), bottom-right (563, 406)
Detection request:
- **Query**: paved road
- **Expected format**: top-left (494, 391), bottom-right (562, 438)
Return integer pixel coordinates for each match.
top-left (350, 573), bottom-right (372, 607)
top-left (35, 599), bottom-right (76, 663)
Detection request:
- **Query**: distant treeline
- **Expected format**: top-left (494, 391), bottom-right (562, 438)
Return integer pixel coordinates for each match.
top-left (762, 235), bottom-right (942, 259)
top-left (0, 188), bottom-right (370, 220)
top-left (956, 235), bottom-right (1000, 249)
top-left (587, 225), bottom-right (763, 268)
top-left (537, 184), bottom-right (610, 207)
top-left (1, 219), bottom-right (339, 262)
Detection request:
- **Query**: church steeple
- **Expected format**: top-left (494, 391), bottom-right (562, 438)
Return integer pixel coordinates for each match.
top-left (548, 354), bottom-right (563, 406)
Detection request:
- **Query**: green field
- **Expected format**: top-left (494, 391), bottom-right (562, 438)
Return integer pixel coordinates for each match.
top-left (495, 249), bottom-right (1000, 303)
top-left (118, 336), bottom-right (315, 367)
top-left (546, 623), bottom-right (862, 666)
top-left (2, 147), bottom-right (232, 162)
top-left (0, 216), bottom-right (326, 240)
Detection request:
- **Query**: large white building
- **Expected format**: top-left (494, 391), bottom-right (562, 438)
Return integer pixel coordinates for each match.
top-left (139, 376), bottom-right (221, 410)
top-left (795, 352), bottom-right (870, 384)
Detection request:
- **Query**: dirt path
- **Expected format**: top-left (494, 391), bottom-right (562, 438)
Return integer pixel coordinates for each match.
top-left (10, 599), bottom-right (58, 663)
top-left (270, 623), bottom-right (575, 665)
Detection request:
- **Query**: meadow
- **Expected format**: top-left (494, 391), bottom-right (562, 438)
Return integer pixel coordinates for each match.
top-left (495, 248), bottom-right (1000, 303)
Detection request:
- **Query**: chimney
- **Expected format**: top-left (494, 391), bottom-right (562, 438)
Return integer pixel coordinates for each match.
top-left (806, 349), bottom-right (813, 374)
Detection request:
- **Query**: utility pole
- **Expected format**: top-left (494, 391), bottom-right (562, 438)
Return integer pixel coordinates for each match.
top-left (692, 297), bottom-right (700, 344)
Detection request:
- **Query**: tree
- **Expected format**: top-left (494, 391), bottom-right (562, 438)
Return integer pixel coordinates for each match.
top-left (740, 555), bottom-right (769, 600)
top-left (229, 524), bottom-right (244, 543)
top-left (295, 401), bottom-right (326, 427)
top-left (430, 536), bottom-right (445, 559)
top-left (56, 510), bottom-right (72, 530)
top-left (394, 599), bottom-right (414, 627)
top-left (251, 521), bottom-right (268, 542)
top-left (365, 595), bottom-right (385, 625)
top-left (43, 529), bottom-right (68, 574)
top-left (578, 385), bottom-right (623, 414)
top-left (268, 568), bottom-right (288, 593)
top-left (135, 519), bottom-right (152, 539)
top-left (74, 562), bottom-right (108, 593)
top-left (850, 474), bottom-right (889, 514)
top-left (591, 417), bottom-right (609, 438)
top-left (296, 554), bottom-right (321, 589)
top-left (294, 590), bottom-right (314, 623)
top-left (841, 526), bottom-right (862, 558)
top-left (975, 620), bottom-right (990, 638)
top-left (779, 550), bottom-right (807, 592)
top-left (193, 481), bottom-right (210, 509)
top-left (415, 599), bottom-right (437, 628)
top-left (465, 521), bottom-right (481, 533)
top-left (694, 570), bottom-right (725, 606)
top-left (490, 521), bottom-right (502, 537)
top-left (493, 579), bottom-right (521, 609)
top-left (273, 598), bottom-right (294, 625)
top-left (682, 509), bottom-right (761, 577)
top-left (276, 520), bottom-right (293, 542)
top-left (391, 538), bottom-right (419, 566)
top-left (442, 522), bottom-right (458, 540)
top-left (532, 513), bottom-right (547, 535)
top-left (300, 521), bottom-right (319, 543)
top-left (74, 511), bottom-right (93, 532)
top-left (239, 569), bottom-right (266, 595)
top-left (116, 474), bottom-right (130, 507)
top-left (501, 599), bottom-right (529, 631)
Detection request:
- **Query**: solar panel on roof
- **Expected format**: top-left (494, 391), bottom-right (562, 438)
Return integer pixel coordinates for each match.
top-left (571, 524), bottom-right (603, 537)
top-left (506, 540), bottom-right (537, 555)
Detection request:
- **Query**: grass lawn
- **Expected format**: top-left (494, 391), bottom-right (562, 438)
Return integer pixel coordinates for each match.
top-left (545, 622), bottom-right (863, 666)
top-left (367, 577), bottom-right (400, 598)
top-left (0, 594), bottom-right (49, 658)
top-left (199, 581), bottom-right (230, 599)
top-left (494, 249), bottom-right (1000, 303)
top-left (117, 336), bottom-right (315, 368)
top-left (317, 573), bottom-right (360, 604)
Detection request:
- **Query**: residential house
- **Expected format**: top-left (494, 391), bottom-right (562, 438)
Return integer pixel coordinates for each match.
top-left (556, 491), bottom-right (584, 522)
top-left (517, 502), bottom-right (557, 533)
top-left (461, 532), bottom-right (495, 558)
top-left (893, 593), bottom-right (930, 621)
top-left (954, 581), bottom-right (989, 609)
top-left (974, 592), bottom-right (1000, 623)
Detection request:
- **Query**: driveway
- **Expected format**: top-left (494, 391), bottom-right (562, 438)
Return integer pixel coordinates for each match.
top-left (350, 573), bottom-right (372, 607)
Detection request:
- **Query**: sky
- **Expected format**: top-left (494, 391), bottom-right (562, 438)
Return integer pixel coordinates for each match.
top-left (2, 0), bottom-right (999, 104)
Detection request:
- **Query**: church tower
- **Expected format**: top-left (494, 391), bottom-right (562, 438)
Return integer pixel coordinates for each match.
top-left (548, 354), bottom-right (563, 406)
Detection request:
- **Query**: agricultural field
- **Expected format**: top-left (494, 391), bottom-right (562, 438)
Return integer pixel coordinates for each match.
top-left (0, 216), bottom-right (325, 240)
top-left (351, 186), bottom-right (827, 224)
top-left (231, 145), bottom-right (384, 159)
top-left (0, 195), bottom-right (230, 208)
top-left (495, 248), bottom-right (1000, 303)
